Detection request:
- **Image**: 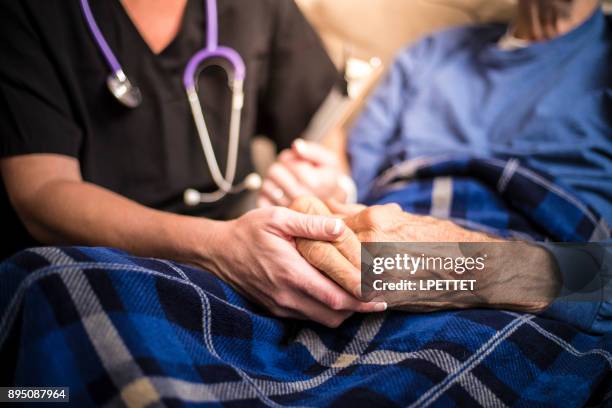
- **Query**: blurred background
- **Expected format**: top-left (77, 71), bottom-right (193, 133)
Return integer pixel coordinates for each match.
top-left (253, 0), bottom-right (612, 173)
top-left (297, 0), bottom-right (515, 66)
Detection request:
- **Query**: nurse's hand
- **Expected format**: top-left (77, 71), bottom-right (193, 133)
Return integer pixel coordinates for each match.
top-left (205, 207), bottom-right (387, 327)
top-left (257, 140), bottom-right (348, 207)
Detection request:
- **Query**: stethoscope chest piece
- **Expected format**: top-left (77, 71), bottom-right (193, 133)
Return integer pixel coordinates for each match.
top-left (107, 70), bottom-right (142, 108)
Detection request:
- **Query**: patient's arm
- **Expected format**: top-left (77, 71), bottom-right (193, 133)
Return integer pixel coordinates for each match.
top-left (291, 197), bottom-right (560, 313)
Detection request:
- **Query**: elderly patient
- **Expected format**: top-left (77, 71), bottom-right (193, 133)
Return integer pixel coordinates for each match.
top-left (266, 0), bottom-right (611, 331)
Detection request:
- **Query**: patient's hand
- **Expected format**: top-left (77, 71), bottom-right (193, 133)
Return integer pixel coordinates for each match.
top-left (343, 203), bottom-right (497, 244)
top-left (291, 197), bottom-right (560, 313)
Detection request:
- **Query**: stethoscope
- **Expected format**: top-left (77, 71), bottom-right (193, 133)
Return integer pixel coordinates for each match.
top-left (79, 0), bottom-right (262, 206)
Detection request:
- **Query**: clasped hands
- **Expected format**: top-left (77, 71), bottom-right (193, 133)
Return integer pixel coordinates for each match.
top-left (290, 196), bottom-right (560, 314)
top-left (248, 138), bottom-right (558, 324)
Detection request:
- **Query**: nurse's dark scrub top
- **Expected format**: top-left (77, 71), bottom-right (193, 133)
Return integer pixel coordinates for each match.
top-left (0, 0), bottom-right (339, 259)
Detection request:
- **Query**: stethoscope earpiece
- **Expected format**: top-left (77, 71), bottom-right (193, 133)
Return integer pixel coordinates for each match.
top-left (184, 189), bottom-right (204, 207)
top-left (243, 173), bottom-right (263, 191)
top-left (183, 172), bottom-right (263, 206)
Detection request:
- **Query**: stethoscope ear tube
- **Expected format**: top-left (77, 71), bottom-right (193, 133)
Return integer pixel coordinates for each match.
top-left (183, 79), bottom-right (261, 206)
top-left (181, 46), bottom-right (250, 206)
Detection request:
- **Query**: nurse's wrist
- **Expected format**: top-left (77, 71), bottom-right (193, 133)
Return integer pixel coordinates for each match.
top-left (169, 215), bottom-right (227, 274)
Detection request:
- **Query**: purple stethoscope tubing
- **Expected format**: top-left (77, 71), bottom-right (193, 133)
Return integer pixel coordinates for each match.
top-left (183, 0), bottom-right (246, 88)
top-left (80, 0), bottom-right (259, 204)
top-left (79, 0), bottom-right (122, 74)
top-left (80, 0), bottom-right (245, 93)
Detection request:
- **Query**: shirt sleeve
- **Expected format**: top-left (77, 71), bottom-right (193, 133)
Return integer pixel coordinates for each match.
top-left (256, 0), bottom-right (339, 151)
top-left (540, 242), bottom-right (612, 334)
top-left (0, 1), bottom-right (82, 159)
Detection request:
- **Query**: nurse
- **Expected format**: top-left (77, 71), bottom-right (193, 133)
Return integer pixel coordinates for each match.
top-left (0, 0), bottom-right (385, 327)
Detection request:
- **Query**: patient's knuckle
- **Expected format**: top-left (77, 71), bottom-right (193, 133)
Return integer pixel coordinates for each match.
top-left (361, 207), bottom-right (379, 224)
top-left (367, 205), bottom-right (391, 224)
top-left (290, 196), bottom-right (313, 213)
top-left (386, 203), bottom-right (402, 212)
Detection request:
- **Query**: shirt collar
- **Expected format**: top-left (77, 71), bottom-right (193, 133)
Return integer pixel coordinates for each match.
top-left (482, 7), bottom-right (607, 65)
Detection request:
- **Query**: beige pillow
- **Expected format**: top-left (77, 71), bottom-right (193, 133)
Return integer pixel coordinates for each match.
top-left (297, 0), bottom-right (516, 65)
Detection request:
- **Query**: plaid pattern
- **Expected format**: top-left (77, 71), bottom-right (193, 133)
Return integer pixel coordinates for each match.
top-left (1, 246), bottom-right (611, 407)
top-left (367, 155), bottom-right (610, 242)
top-left (0, 155), bottom-right (610, 407)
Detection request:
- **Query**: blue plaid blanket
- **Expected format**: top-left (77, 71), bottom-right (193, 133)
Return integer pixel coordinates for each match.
top-left (1, 156), bottom-right (611, 407)
top-left (367, 155), bottom-right (610, 243)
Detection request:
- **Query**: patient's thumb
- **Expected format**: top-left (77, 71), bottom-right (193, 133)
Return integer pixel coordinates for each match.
top-left (280, 210), bottom-right (345, 241)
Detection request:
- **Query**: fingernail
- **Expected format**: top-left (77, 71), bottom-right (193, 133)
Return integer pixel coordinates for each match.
top-left (373, 302), bottom-right (387, 312)
top-left (326, 218), bottom-right (343, 235)
top-left (333, 219), bottom-right (342, 235)
top-left (294, 138), bottom-right (306, 153)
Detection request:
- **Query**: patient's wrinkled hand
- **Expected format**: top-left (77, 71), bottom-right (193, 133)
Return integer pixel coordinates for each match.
top-left (343, 204), bottom-right (497, 243)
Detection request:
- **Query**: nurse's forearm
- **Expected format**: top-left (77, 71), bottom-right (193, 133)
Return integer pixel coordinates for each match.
top-left (31, 180), bottom-right (218, 262)
top-left (1, 154), bottom-right (220, 265)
